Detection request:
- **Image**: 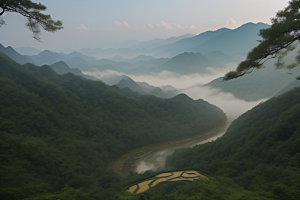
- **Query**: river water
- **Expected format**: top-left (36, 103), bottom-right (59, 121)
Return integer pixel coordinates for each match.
top-left (134, 126), bottom-right (229, 173)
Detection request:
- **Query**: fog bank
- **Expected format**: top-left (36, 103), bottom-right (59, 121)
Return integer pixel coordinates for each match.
top-left (83, 63), bottom-right (267, 121)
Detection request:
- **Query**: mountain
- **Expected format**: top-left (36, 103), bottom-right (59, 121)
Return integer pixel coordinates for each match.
top-left (50, 61), bottom-right (84, 76)
top-left (65, 56), bottom-right (93, 70)
top-left (115, 77), bottom-right (145, 94)
top-left (110, 55), bottom-right (129, 63)
top-left (204, 50), bottom-right (234, 67)
top-left (50, 61), bottom-right (97, 80)
top-left (129, 33), bottom-right (195, 50)
top-left (164, 86), bottom-right (300, 199)
top-left (67, 51), bottom-right (97, 63)
top-left (55, 48), bottom-right (76, 54)
top-left (156, 28), bottom-right (230, 54)
top-left (78, 47), bottom-right (152, 59)
top-left (127, 57), bottom-right (171, 74)
top-left (153, 52), bottom-right (213, 74)
top-left (94, 59), bottom-right (133, 71)
top-left (149, 87), bottom-right (167, 98)
top-left (14, 47), bottom-right (42, 55)
top-left (0, 43), bottom-right (35, 64)
top-left (0, 51), bottom-right (227, 199)
top-left (116, 78), bottom-right (179, 98)
top-left (29, 50), bottom-right (97, 66)
top-left (99, 74), bottom-right (129, 86)
top-left (136, 82), bottom-right (156, 93)
top-left (189, 22), bottom-right (270, 55)
top-left (129, 55), bottom-right (156, 64)
top-left (30, 50), bottom-right (66, 65)
top-left (116, 39), bottom-right (141, 48)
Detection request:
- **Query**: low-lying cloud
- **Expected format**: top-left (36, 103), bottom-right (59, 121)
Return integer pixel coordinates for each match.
top-left (83, 63), bottom-right (267, 121)
top-left (182, 85), bottom-right (268, 121)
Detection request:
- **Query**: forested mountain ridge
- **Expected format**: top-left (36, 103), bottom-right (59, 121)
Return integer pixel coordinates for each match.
top-left (0, 43), bottom-right (35, 64)
top-left (156, 85), bottom-right (300, 199)
top-left (0, 52), bottom-right (226, 199)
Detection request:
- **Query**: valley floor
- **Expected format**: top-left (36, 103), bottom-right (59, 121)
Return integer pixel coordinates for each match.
top-left (108, 121), bottom-right (230, 176)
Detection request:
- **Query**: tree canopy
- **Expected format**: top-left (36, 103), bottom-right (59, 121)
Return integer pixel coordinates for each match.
top-left (0, 0), bottom-right (63, 41)
top-left (224, 0), bottom-right (300, 81)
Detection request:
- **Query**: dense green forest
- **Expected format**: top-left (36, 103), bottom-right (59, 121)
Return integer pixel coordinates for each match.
top-left (0, 52), bottom-right (226, 200)
top-left (132, 85), bottom-right (300, 199)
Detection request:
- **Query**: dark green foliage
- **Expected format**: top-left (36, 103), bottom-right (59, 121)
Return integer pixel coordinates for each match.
top-left (118, 177), bottom-right (273, 200)
top-left (165, 86), bottom-right (300, 199)
top-left (0, 52), bottom-right (226, 199)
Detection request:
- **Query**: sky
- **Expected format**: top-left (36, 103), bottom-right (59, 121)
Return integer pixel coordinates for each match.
top-left (0, 0), bottom-right (289, 51)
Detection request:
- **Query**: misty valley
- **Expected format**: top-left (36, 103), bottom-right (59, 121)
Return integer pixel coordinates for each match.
top-left (1, 15), bottom-right (300, 200)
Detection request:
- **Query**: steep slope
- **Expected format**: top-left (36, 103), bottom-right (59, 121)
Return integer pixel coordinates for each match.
top-left (30, 50), bottom-right (97, 67)
top-left (30, 50), bottom-right (66, 65)
top-left (0, 43), bottom-right (35, 64)
top-left (115, 77), bottom-right (146, 94)
top-left (137, 82), bottom-right (156, 93)
top-left (149, 87), bottom-right (167, 98)
top-left (166, 86), bottom-right (300, 199)
top-left (0, 51), bottom-right (227, 199)
top-left (190, 22), bottom-right (270, 55)
top-left (130, 34), bottom-right (195, 50)
top-left (14, 47), bottom-right (42, 55)
top-left (50, 61), bottom-right (84, 76)
top-left (50, 61), bottom-right (98, 80)
top-left (157, 28), bottom-right (230, 53)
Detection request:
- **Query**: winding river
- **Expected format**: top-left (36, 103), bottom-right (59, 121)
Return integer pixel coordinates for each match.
top-left (108, 121), bottom-right (230, 176)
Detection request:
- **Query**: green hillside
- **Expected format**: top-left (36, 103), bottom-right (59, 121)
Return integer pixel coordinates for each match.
top-left (0, 44), bottom-right (35, 64)
top-left (152, 85), bottom-right (300, 200)
top-left (0, 52), bottom-right (226, 200)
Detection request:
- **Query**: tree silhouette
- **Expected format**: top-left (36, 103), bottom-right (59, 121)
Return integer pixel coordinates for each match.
top-left (0, 0), bottom-right (63, 41)
top-left (224, 0), bottom-right (300, 81)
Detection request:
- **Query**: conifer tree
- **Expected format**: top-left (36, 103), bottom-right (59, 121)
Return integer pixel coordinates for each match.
top-left (224, 0), bottom-right (300, 80)
top-left (0, 0), bottom-right (63, 41)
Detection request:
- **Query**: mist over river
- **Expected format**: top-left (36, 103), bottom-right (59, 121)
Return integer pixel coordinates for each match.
top-left (134, 124), bottom-right (230, 173)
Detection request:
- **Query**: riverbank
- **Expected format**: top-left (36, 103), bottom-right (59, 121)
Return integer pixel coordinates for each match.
top-left (108, 121), bottom-right (230, 176)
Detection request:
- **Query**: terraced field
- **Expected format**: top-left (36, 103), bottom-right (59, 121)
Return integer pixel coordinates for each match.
top-left (128, 170), bottom-right (208, 194)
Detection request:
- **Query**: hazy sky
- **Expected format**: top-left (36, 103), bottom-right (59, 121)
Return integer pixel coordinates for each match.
top-left (0, 0), bottom-right (289, 51)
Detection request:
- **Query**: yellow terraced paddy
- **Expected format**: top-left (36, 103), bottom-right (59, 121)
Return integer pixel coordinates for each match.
top-left (128, 185), bottom-right (137, 193)
top-left (151, 177), bottom-right (169, 187)
top-left (137, 180), bottom-right (153, 193)
top-left (172, 171), bottom-right (184, 177)
top-left (128, 170), bottom-right (208, 194)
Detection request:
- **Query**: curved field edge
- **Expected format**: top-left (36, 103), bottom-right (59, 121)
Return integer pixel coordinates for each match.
top-left (127, 170), bottom-right (208, 194)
